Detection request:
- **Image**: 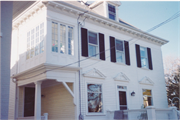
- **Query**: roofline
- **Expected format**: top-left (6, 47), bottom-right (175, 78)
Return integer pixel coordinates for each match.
top-left (12, 1), bottom-right (169, 45)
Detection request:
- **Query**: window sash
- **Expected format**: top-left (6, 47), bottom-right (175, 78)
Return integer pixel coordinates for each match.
top-left (115, 39), bottom-right (125, 63)
top-left (140, 47), bottom-right (148, 68)
top-left (88, 31), bottom-right (98, 58)
top-left (87, 84), bottom-right (103, 113)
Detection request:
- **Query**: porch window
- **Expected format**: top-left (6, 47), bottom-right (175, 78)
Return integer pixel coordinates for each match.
top-left (87, 84), bottom-right (103, 113)
top-left (52, 22), bottom-right (58, 52)
top-left (30, 29), bottom-right (35, 58)
top-left (40, 22), bottom-right (44, 53)
top-left (142, 89), bottom-right (153, 108)
top-left (26, 31), bottom-right (30, 59)
top-left (35, 26), bottom-right (39, 56)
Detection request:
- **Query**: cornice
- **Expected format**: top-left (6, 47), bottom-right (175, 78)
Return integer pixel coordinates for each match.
top-left (12, 1), bottom-right (45, 30)
top-left (47, 1), bottom-right (168, 45)
top-left (12, 1), bottom-right (169, 45)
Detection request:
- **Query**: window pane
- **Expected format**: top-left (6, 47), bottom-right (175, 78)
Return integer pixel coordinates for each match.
top-left (140, 47), bottom-right (147, 57)
top-left (108, 4), bottom-right (116, 13)
top-left (141, 58), bottom-right (148, 68)
top-left (52, 22), bottom-right (58, 52)
top-left (60, 24), bottom-right (66, 54)
top-left (89, 32), bottom-right (97, 45)
top-left (87, 84), bottom-right (102, 92)
top-left (88, 93), bottom-right (103, 113)
top-left (142, 89), bottom-right (153, 108)
top-left (116, 40), bottom-right (123, 51)
top-left (68, 26), bottom-right (74, 55)
top-left (109, 13), bottom-right (115, 20)
top-left (88, 45), bottom-right (97, 57)
top-left (116, 51), bottom-right (124, 63)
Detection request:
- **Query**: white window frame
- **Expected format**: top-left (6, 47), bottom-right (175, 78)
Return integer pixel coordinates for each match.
top-left (108, 3), bottom-right (116, 21)
top-left (115, 39), bottom-right (125, 64)
top-left (88, 31), bottom-right (99, 58)
top-left (51, 21), bottom-right (74, 56)
top-left (86, 82), bottom-right (105, 115)
top-left (142, 89), bottom-right (153, 108)
top-left (140, 46), bottom-right (148, 68)
top-left (116, 84), bottom-right (128, 110)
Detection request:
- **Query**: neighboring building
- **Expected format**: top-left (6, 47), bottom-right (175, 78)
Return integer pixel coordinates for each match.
top-left (9, 1), bottom-right (169, 120)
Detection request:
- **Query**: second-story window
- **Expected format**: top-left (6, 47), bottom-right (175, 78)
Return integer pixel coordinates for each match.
top-left (60, 24), bottom-right (66, 54)
top-left (52, 22), bottom-right (58, 52)
top-left (26, 22), bottom-right (44, 60)
top-left (88, 31), bottom-right (98, 58)
top-left (35, 26), bottom-right (39, 56)
top-left (116, 39), bottom-right (125, 63)
top-left (140, 47), bottom-right (148, 68)
top-left (108, 4), bottom-right (116, 20)
top-left (51, 21), bottom-right (74, 55)
top-left (31, 29), bottom-right (35, 58)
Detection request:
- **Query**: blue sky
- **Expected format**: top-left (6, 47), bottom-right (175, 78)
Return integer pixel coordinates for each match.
top-left (118, 1), bottom-right (180, 59)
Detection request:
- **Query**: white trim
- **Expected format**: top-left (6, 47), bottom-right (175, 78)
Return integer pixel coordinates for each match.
top-left (85, 81), bottom-right (106, 116)
top-left (83, 68), bottom-right (106, 79)
top-left (139, 76), bottom-right (154, 86)
top-left (114, 72), bottom-right (130, 82)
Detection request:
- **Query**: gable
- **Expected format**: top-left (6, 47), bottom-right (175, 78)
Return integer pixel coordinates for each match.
top-left (83, 68), bottom-right (106, 79)
top-left (139, 76), bottom-right (154, 85)
top-left (114, 72), bottom-right (130, 82)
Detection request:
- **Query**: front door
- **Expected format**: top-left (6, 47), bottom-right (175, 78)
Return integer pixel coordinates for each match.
top-left (119, 91), bottom-right (127, 110)
top-left (24, 87), bottom-right (35, 117)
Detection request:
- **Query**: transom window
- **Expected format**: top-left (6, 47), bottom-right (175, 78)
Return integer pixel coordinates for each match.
top-left (108, 4), bottom-right (116, 20)
top-left (26, 22), bottom-right (44, 60)
top-left (116, 39), bottom-right (125, 63)
top-left (51, 21), bottom-right (74, 55)
top-left (87, 84), bottom-right (103, 113)
top-left (142, 89), bottom-right (153, 108)
top-left (88, 31), bottom-right (98, 58)
top-left (140, 47), bottom-right (148, 68)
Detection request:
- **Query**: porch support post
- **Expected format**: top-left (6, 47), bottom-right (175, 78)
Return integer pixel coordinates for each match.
top-left (34, 81), bottom-right (42, 120)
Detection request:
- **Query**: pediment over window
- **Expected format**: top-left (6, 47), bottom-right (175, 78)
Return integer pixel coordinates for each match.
top-left (139, 76), bottom-right (154, 85)
top-left (83, 68), bottom-right (106, 79)
top-left (114, 72), bottom-right (130, 82)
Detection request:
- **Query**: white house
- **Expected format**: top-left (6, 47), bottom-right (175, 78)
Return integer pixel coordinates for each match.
top-left (9, 1), bottom-right (170, 120)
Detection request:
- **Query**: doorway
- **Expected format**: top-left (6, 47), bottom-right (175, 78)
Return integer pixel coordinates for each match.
top-left (24, 87), bottom-right (35, 117)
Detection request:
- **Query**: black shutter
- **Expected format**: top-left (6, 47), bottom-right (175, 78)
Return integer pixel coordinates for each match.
top-left (124, 41), bottom-right (130, 65)
top-left (99, 33), bottom-right (105, 60)
top-left (110, 36), bottom-right (116, 62)
top-left (81, 28), bottom-right (88, 57)
top-left (147, 47), bottom-right (153, 70)
top-left (135, 44), bottom-right (141, 68)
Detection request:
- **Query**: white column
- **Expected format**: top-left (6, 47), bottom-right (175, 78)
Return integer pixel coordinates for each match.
top-left (34, 81), bottom-right (42, 120)
top-left (146, 106), bottom-right (156, 120)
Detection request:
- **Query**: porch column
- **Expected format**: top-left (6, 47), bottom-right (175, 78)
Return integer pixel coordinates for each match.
top-left (34, 81), bottom-right (42, 120)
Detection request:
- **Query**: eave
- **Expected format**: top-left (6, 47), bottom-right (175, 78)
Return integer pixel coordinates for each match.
top-left (12, 1), bottom-right (169, 45)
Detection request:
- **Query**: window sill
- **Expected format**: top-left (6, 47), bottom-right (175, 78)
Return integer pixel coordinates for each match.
top-left (88, 56), bottom-right (101, 61)
top-left (115, 62), bottom-right (126, 66)
top-left (140, 67), bottom-right (150, 71)
top-left (86, 113), bottom-right (106, 116)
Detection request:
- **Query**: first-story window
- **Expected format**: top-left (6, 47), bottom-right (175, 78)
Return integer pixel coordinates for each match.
top-left (88, 31), bottom-right (98, 58)
top-left (140, 47), bottom-right (148, 68)
top-left (142, 89), bottom-right (153, 108)
top-left (87, 84), bottom-right (103, 113)
top-left (116, 39), bottom-right (125, 63)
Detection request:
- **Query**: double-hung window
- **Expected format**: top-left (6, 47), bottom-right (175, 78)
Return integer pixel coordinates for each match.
top-left (142, 89), bottom-right (153, 108)
top-left (108, 4), bottom-right (116, 20)
top-left (87, 84), bottom-right (103, 113)
top-left (116, 39), bottom-right (125, 63)
top-left (51, 21), bottom-right (74, 55)
top-left (135, 44), bottom-right (153, 70)
top-left (88, 31), bottom-right (98, 58)
top-left (140, 47), bottom-right (148, 68)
